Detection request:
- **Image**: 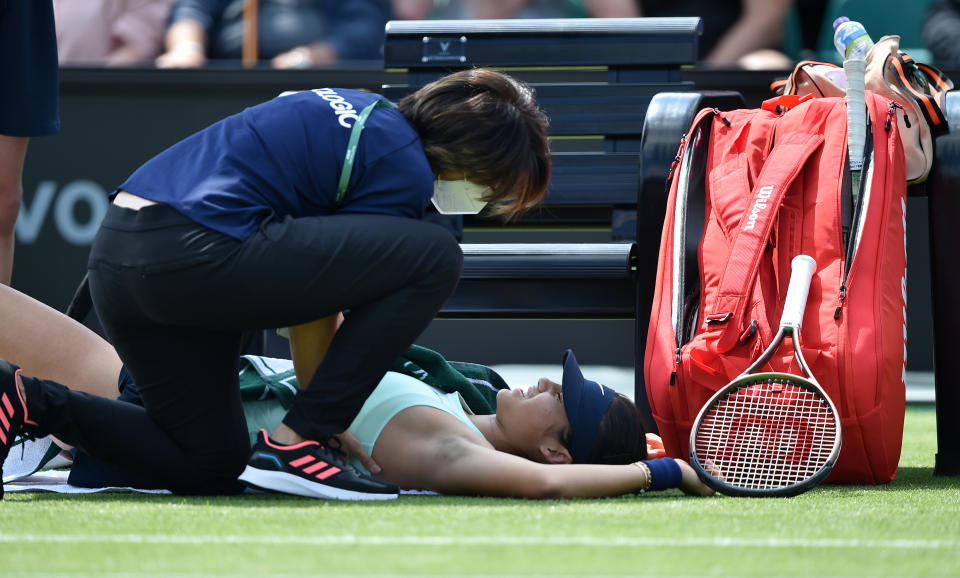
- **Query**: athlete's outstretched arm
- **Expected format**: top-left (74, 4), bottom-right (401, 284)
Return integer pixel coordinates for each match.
top-left (370, 406), bottom-right (713, 498)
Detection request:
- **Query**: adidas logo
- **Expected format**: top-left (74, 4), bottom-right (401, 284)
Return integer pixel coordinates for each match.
top-left (0, 392), bottom-right (15, 445)
top-left (288, 454), bottom-right (342, 481)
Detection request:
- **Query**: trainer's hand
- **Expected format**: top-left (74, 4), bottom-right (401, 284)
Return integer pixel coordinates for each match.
top-left (645, 433), bottom-right (667, 458)
top-left (332, 430), bottom-right (382, 475)
top-left (677, 459), bottom-right (715, 496)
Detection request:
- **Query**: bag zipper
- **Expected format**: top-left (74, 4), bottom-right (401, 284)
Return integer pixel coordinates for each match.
top-left (885, 101), bottom-right (908, 131)
top-left (836, 101), bottom-right (878, 320)
top-left (670, 109), bottom-right (725, 384)
top-left (665, 134), bottom-right (686, 190)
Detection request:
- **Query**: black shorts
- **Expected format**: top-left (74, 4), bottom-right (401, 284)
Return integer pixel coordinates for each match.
top-left (0, 0), bottom-right (59, 137)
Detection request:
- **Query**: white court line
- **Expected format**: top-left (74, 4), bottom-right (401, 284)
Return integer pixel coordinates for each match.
top-left (0, 534), bottom-right (955, 549)
top-left (5, 571), bottom-right (876, 578)
top-left (5, 571), bottom-right (824, 578)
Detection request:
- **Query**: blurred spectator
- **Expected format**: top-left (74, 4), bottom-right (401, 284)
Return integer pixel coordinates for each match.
top-left (392, 0), bottom-right (793, 68)
top-left (581, 0), bottom-right (795, 68)
top-left (392, 0), bottom-right (435, 19)
top-left (400, 0), bottom-right (583, 19)
top-left (1, 0), bottom-right (59, 286)
top-left (923, 0), bottom-right (960, 66)
top-left (790, 0), bottom-right (828, 61)
top-left (157, 0), bottom-right (390, 69)
top-left (53, 0), bottom-right (173, 66)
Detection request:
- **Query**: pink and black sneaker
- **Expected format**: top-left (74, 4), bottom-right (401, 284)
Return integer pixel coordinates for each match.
top-left (238, 429), bottom-right (398, 500)
top-left (1, 360), bottom-right (37, 500)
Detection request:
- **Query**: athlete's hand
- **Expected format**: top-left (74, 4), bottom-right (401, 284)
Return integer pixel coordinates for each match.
top-left (331, 430), bottom-right (382, 475)
top-left (677, 459), bottom-right (715, 496)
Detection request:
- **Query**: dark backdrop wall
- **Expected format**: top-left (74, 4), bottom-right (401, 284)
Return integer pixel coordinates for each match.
top-left (15, 66), bottom-right (938, 370)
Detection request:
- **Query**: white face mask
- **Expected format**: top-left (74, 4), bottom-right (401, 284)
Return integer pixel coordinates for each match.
top-left (430, 178), bottom-right (489, 215)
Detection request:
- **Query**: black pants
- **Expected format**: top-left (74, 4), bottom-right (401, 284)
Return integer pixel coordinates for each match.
top-left (26, 204), bottom-right (462, 493)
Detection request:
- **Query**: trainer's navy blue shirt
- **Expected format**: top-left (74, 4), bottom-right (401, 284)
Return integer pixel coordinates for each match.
top-left (118, 88), bottom-right (433, 240)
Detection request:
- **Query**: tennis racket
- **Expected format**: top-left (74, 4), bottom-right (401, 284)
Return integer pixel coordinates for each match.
top-left (689, 255), bottom-right (842, 497)
top-left (844, 58), bottom-right (867, 204)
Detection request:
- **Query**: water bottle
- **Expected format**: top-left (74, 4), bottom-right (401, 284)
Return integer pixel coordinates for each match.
top-left (833, 17), bottom-right (874, 61)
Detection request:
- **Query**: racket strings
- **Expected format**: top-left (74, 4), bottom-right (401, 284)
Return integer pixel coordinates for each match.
top-left (694, 378), bottom-right (839, 490)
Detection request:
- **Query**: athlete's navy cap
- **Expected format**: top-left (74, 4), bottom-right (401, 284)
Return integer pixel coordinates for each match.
top-left (561, 349), bottom-right (617, 464)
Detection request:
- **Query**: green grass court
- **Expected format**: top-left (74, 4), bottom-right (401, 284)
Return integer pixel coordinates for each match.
top-left (2, 406), bottom-right (958, 577)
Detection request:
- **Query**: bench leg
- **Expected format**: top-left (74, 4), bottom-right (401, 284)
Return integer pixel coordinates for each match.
top-left (930, 126), bottom-right (960, 476)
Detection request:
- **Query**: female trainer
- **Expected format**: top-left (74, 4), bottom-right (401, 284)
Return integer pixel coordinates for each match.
top-left (0, 68), bottom-right (550, 499)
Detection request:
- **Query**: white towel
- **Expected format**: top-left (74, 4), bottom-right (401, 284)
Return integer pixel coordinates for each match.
top-left (6, 469), bottom-right (169, 494)
top-left (6, 469), bottom-right (437, 496)
top-left (2, 436), bottom-right (72, 484)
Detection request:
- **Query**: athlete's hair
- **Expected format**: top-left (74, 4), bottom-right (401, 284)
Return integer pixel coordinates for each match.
top-left (587, 394), bottom-right (649, 464)
top-left (398, 68), bottom-right (551, 219)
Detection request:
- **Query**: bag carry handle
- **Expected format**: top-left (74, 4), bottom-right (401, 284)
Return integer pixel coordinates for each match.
top-left (761, 93), bottom-right (814, 113)
top-left (705, 131), bottom-right (824, 353)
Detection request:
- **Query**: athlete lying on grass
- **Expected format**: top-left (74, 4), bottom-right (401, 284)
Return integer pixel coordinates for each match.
top-left (0, 284), bottom-right (713, 498)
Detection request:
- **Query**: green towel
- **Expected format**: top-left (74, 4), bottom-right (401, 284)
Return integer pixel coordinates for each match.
top-left (390, 344), bottom-right (509, 414)
top-left (237, 345), bottom-right (509, 415)
top-left (237, 355), bottom-right (299, 408)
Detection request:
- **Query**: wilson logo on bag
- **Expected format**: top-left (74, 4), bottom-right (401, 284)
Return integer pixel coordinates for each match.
top-left (644, 92), bottom-right (910, 484)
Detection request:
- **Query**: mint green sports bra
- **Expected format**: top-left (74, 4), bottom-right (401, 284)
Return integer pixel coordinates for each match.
top-left (347, 371), bottom-right (484, 474)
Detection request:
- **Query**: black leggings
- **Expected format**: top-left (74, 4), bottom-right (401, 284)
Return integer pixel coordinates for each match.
top-left (26, 204), bottom-right (462, 493)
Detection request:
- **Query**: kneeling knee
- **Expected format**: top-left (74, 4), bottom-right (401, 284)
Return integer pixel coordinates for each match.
top-left (427, 230), bottom-right (463, 286)
top-left (182, 439), bottom-right (251, 495)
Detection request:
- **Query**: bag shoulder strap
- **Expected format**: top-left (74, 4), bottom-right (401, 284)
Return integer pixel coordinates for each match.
top-left (706, 128), bottom-right (824, 353)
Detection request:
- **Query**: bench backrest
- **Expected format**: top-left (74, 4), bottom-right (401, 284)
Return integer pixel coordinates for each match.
top-left (382, 17), bottom-right (702, 240)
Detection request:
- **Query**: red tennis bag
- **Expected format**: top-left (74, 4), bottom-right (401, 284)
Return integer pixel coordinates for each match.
top-left (644, 91), bottom-right (908, 483)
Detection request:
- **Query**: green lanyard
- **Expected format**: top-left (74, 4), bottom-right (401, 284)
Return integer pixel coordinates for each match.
top-left (336, 98), bottom-right (398, 205)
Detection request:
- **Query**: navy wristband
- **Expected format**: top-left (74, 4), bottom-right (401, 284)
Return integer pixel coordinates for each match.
top-left (644, 458), bottom-right (683, 491)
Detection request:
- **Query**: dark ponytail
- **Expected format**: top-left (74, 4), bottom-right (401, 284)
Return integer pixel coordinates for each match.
top-left (587, 394), bottom-right (648, 465)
